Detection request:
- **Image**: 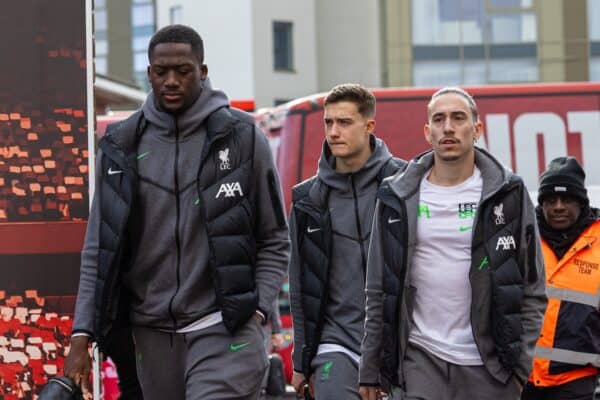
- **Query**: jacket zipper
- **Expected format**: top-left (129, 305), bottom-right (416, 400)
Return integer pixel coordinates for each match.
top-left (350, 175), bottom-right (367, 275)
top-left (168, 118), bottom-right (182, 332)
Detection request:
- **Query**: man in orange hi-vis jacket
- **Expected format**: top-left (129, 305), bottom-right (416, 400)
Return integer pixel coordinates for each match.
top-left (522, 157), bottom-right (600, 400)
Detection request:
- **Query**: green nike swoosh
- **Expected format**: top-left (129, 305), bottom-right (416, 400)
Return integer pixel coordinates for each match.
top-left (230, 342), bottom-right (250, 352)
top-left (459, 226), bottom-right (472, 232)
top-left (137, 151), bottom-right (150, 160)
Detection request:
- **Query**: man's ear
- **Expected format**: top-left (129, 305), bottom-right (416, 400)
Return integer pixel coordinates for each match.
top-left (473, 120), bottom-right (483, 142)
top-left (366, 119), bottom-right (376, 134)
top-left (424, 123), bottom-right (432, 145)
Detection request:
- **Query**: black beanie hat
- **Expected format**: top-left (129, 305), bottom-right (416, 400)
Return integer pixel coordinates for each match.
top-left (538, 156), bottom-right (588, 205)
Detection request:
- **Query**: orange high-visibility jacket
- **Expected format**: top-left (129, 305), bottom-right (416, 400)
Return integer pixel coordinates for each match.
top-left (529, 220), bottom-right (600, 387)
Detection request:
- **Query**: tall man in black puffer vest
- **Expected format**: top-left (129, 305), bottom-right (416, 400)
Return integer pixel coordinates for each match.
top-left (359, 87), bottom-right (547, 400)
top-left (289, 84), bottom-right (406, 399)
top-left (64, 25), bottom-right (290, 400)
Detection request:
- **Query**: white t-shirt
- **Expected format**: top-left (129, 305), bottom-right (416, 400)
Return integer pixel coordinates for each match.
top-left (408, 167), bottom-right (483, 365)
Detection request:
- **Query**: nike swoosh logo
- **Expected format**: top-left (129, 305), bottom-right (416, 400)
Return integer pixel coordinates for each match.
top-left (388, 218), bottom-right (401, 224)
top-left (107, 167), bottom-right (123, 175)
top-left (307, 227), bottom-right (321, 233)
top-left (137, 151), bottom-right (150, 160)
top-left (230, 342), bottom-right (250, 352)
top-left (459, 226), bottom-right (472, 232)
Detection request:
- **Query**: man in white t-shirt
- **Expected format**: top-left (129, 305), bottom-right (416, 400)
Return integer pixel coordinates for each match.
top-left (359, 87), bottom-right (547, 400)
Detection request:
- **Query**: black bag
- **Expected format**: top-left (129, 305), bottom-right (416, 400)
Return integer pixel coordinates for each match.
top-left (38, 376), bottom-right (83, 400)
top-left (265, 353), bottom-right (286, 396)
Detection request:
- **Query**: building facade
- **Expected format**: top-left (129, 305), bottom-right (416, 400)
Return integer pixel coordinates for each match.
top-left (97, 0), bottom-right (600, 107)
top-left (382, 0), bottom-right (600, 87)
top-left (154, 0), bottom-right (382, 107)
top-left (94, 0), bottom-right (155, 92)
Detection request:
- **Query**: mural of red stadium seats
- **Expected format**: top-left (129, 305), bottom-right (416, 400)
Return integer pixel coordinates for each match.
top-left (0, 291), bottom-right (120, 399)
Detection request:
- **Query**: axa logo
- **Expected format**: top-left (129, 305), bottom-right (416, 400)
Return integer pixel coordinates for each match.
top-left (219, 148), bottom-right (231, 170)
top-left (215, 182), bottom-right (243, 198)
top-left (493, 203), bottom-right (505, 225)
top-left (495, 235), bottom-right (516, 251)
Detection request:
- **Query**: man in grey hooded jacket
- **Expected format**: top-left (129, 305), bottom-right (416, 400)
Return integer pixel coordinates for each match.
top-left (289, 83), bottom-right (405, 399)
top-left (359, 87), bottom-right (547, 400)
top-left (64, 25), bottom-right (289, 400)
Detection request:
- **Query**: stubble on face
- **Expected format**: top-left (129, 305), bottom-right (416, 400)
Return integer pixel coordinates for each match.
top-left (425, 93), bottom-right (481, 164)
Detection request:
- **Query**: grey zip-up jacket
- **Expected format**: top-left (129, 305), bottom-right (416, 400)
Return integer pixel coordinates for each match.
top-left (359, 148), bottom-right (547, 387)
top-left (72, 78), bottom-right (290, 333)
top-left (289, 136), bottom-right (395, 371)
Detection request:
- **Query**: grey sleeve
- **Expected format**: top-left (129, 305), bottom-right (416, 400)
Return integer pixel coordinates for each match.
top-left (287, 211), bottom-right (305, 372)
top-left (71, 151), bottom-right (103, 336)
top-left (514, 187), bottom-right (547, 385)
top-left (252, 127), bottom-right (291, 320)
top-left (270, 297), bottom-right (282, 334)
top-left (359, 201), bottom-right (385, 385)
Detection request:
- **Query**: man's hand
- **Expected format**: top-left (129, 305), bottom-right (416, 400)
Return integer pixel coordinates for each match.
top-left (513, 376), bottom-right (524, 393)
top-left (359, 385), bottom-right (382, 400)
top-left (308, 374), bottom-right (315, 398)
top-left (270, 333), bottom-right (284, 350)
top-left (291, 371), bottom-right (307, 396)
top-left (254, 311), bottom-right (265, 324)
top-left (64, 336), bottom-right (92, 399)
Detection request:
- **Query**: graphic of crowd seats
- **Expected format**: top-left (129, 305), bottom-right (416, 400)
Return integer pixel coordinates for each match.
top-left (0, 290), bottom-right (120, 399)
top-left (0, 289), bottom-right (71, 398)
top-left (0, 104), bottom-right (89, 222)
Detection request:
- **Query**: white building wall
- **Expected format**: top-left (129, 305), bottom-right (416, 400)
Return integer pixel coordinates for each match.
top-left (251, 0), bottom-right (318, 107)
top-left (155, 0), bottom-right (255, 101)
top-left (155, 0), bottom-right (382, 107)
top-left (315, 1), bottom-right (382, 90)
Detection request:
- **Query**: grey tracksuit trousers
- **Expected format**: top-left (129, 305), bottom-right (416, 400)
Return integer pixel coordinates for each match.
top-left (133, 319), bottom-right (268, 400)
top-left (390, 342), bottom-right (521, 400)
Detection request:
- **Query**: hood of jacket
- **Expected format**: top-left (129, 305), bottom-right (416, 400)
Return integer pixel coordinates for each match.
top-left (316, 134), bottom-right (394, 193)
top-left (142, 77), bottom-right (229, 139)
top-left (387, 147), bottom-right (512, 201)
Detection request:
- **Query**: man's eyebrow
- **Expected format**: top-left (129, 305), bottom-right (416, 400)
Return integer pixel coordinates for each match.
top-left (324, 116), bottom-right (353, 121)
top-left (152, 62), bottom-right (194, 67)
top-left (431, 110), bottom-right (468, 117)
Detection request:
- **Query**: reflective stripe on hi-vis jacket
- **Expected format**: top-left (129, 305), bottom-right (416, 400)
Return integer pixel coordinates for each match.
top-left (529, 221), bottom-right (600, 387)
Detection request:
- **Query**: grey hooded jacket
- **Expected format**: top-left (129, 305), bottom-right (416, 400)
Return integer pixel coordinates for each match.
top-left (359, 148), bottom-right (547, 387)
top-left (72, 78), bottom-right (289, 334)
top-left (289, 136), bottom-right (399, 371)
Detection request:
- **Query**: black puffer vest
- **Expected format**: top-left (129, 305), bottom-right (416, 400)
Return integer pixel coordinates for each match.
top-left (95, 107), bottom-right (258, 350)
top-left (378, 175), bottom-right (534, 389)
top-left (292, 158), bottom-right (404, 376)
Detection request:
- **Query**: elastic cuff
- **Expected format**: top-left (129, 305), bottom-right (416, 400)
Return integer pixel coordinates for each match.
top-left (255, 310), bottom-right (266, 324)
top-left (71, 329), bottom-right (94, 338)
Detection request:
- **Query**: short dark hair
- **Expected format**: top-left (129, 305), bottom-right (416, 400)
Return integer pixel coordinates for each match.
top-left (324, 83), bottom-right (376, 118)
top-left (427, 86), bottom-right (478, 122)
top-left (148, 24), bottom-right (204, 63)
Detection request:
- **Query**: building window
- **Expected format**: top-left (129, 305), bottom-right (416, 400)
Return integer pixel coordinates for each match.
top-left (588, 0), bottom-right (600, 81)
top-left (412, 0), bottom-right (536, 45)
top-left (94, 0), bottom-right (108, 75)
top-left (132, 0), bottom-right (155, 91)
top-left (411, 0), bottom-right (537, 86)
top-left (273, 21), bottom-right (293, 71)
top-left (170, 6), bottom-right (183, 24)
